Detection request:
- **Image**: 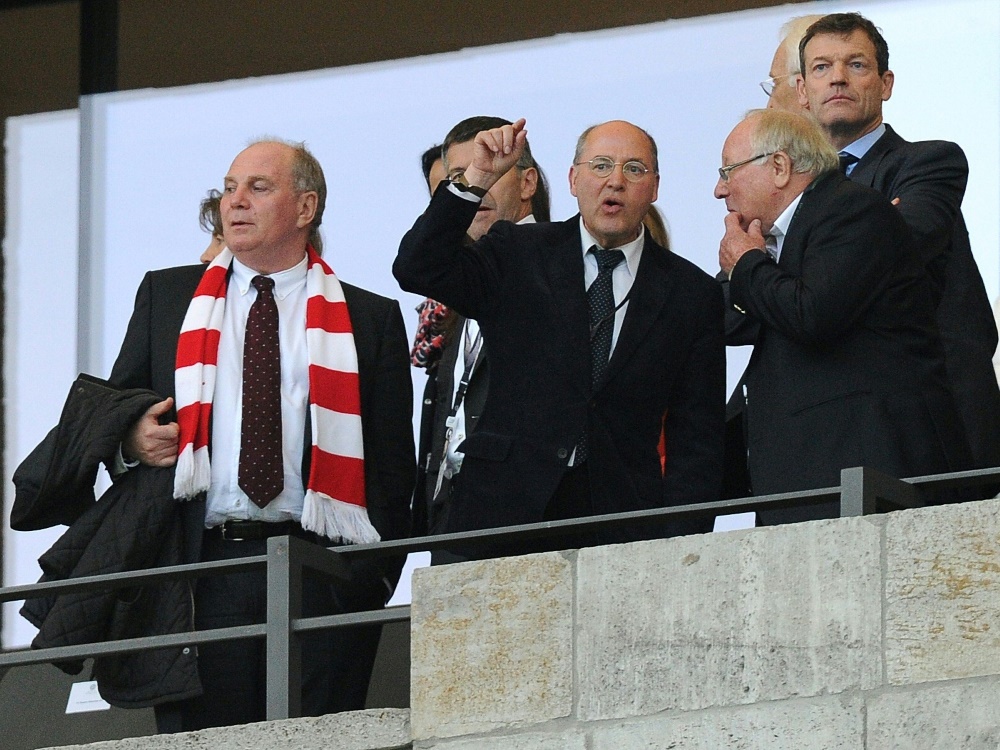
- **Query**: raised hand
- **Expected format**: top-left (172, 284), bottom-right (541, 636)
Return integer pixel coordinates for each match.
top-left (463, 118), bottom-right (528, 193)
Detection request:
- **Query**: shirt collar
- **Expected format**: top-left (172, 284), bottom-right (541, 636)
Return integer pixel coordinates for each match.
top-left (232, 254), bottom-right (309, 301)
top-left (517, 214), bottom-right (536, 225)
top-left (840, 123), bottom-right (886, 162)
top-left (770, 191), bottom-right (804, 242)
top-left (578, 217), bottom-right (644, 279)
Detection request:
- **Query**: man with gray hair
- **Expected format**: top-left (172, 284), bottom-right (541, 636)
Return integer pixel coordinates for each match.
top-left (107, 139), bottom-right (414, 729)
top-left (760, 14), bottom-right (823, 112)
top-left (717, 109), bottom-right (969, 523)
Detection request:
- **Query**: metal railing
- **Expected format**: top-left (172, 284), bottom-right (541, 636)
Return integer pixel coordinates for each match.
top-left (2, 463), bottom-right (998, 720)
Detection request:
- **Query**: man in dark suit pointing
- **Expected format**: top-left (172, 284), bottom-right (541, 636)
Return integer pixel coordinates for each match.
top-left (395, 118), bottom-right (725, 557)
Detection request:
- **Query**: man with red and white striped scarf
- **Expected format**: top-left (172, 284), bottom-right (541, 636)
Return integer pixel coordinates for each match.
top-left (110, 139), bottom-right (414, 731)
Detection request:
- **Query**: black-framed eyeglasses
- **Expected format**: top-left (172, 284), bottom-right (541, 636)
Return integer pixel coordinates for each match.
top-left (575, 157), bottom-right (654, 183)
top-left (760, 73), bottom-right (794, 97)
top-left (718, 152), bottom-right (775, 182)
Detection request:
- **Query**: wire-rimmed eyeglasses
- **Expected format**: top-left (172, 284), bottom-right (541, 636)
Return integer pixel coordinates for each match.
top-left (718, 153), bottom-right (775, 182)
top-left (759, 73), bottom-right (795, 97)
top-left (575, 157), bottom-right (654, 183)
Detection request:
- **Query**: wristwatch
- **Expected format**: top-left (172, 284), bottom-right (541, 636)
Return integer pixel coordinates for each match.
top-left (450, 173), bottom-right (488, 199)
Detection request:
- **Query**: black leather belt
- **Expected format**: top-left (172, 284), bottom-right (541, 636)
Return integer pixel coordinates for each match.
top-left (206, 520), bottom-right (305, 542)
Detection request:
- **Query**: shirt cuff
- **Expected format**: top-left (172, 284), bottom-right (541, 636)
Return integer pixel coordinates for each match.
top-left (446, 182), bottom-right (483, 203)
top-left (111, 443), bottom-right (141, 476)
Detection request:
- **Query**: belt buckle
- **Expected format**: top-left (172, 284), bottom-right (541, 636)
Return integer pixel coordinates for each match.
top-left (220, 522), bottom-right (245, 542)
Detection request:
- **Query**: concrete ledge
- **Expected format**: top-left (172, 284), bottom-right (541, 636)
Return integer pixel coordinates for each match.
top-left (885, 498), bottom-right (1000, 686)
top-left (867, 678), bottom-right (1000, 749)
top-left (410, 553), bottom-right (573, 740)
top-left (591, 693), bottom-right (864, 750)
top-left (40, 708), bottom-right (411, 750)
top-left (576, 518), bottom-right (881, 719)
top-left (415, 729), bottom-right (586, 750)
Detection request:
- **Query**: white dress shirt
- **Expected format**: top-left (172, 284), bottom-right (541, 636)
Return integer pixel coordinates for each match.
top-left (838, 123), bottom-right (886, 176)
top-left (579, 218), bottom-right (644, 354)
top-left (767, 192), bottom-right (804, 263)
top-left (204, 255), bottom-right (311, 527)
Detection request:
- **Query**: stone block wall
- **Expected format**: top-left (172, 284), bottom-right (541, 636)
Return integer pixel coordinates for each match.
top-left (410, 499), bottom-right (1000, 749)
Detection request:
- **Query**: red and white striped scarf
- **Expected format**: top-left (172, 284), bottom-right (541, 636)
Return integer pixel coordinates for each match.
top-left (172, 246), bottom-right (378, 544)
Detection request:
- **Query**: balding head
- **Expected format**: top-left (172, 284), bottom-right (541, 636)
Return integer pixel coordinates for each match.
top-left (221, 140), bottom-right (321, 273)
top-left (766, 15), bottom-right (824, 113)
top-left (715, 109), bottom-right (837, 234)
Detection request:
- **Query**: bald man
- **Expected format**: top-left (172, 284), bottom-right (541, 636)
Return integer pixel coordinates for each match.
top-left (396, 118), bottom-right (725, 558)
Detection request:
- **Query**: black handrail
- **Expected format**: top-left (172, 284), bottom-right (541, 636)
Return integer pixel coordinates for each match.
top-left (1, 463), bottom-right (997, 720)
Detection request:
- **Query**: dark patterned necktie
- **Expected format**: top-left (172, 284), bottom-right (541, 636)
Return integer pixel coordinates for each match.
top-left (839, 152), bottom-right (859, 175)
top-left (239, 275), bottom-right (284, 508)
top-left (575, 246), bottom-right (625, 464)
top-left (589, 246), bottom-right (625, 385)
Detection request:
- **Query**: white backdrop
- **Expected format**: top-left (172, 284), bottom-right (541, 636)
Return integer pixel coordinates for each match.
top-left (5, 0), bottom-right (999, 647)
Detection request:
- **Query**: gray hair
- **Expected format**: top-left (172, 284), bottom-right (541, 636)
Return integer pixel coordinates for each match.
top-left (778, 15), bottom-right (825, 80)
top-left (247, 137), bottom-right (325, 254)
top-left (744, 109), bottom-right (839, 175)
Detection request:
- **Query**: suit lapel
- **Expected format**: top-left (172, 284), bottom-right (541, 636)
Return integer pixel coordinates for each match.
top-left (543, 218), bottom-right (591, 397)
top-left (778, 171), bottom-right (839, 272)
top-left (436, 313), bottom-right (464, 399)
top-left (848, 125), bottom-right (903, 187)
top-left (598, 234), bottom-right (671, 390)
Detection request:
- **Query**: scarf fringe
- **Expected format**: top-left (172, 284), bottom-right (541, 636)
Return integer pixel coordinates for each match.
top-left (301, 490), bottom-right (380, 544)
top-left (174, 445), bottom-right (211, 499)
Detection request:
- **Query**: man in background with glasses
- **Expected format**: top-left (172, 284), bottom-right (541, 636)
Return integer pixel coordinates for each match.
top-left (410, 117), bottom-right (549, 555)
top-left (395, 118), bottom-right (725, 559)
top-left (760, 14), bottom-right (823, 113)
top-left (716, 108), bottom-right (970, 523)
top-left (793, 12), bottom-right (1000, 475)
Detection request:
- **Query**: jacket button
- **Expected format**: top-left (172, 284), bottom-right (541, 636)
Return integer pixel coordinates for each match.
top-left (557, 448), bottom-right (568, 459)
top-left (182, 647), bottom-right (191, 655)
top-left (423, 398), bottom-right (433, 405)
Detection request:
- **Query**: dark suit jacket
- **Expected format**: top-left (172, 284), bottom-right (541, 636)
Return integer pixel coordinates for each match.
top-left (107, 264), bottom-right (415, 571)
top-left (728, 172), bottom-right (971, 523)
top-left (395, 186), bottom-right (726, 547)
top-left (413, 314), bottom-right (490, 537)
top-left (849, 124), bottom-right (1000, 470)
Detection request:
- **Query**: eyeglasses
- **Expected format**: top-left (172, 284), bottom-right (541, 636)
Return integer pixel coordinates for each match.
top-left (759, 73), bottom-right (794, 97)
top-left (718, 153), bottom-right (775, 182)
top-left (575, 157), bottom-right (654, 183)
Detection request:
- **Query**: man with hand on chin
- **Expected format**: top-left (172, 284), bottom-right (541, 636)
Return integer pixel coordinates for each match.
top-left (716, 109), bottom-right (969, 523)
top-left (395, 118), bottom-right (725, 558)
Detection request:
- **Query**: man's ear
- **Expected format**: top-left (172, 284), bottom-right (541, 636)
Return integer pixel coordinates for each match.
top-left (796, 76), bottom-right (810, 109)
top-left (568, 165), bottom-right (579, 198)
top-left (297, 191), bottom-right (318, 228)
top-left (881, 69), bottom-right (894, 101)
top-left (519, 167), bottom-right (539, 201)
top-left (772, 152), bottom-right (793, 189)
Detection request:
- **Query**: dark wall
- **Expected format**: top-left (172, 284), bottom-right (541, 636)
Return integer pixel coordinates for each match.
top-left (2, 0), bottom-right (810, 118)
